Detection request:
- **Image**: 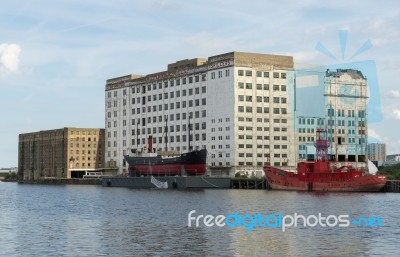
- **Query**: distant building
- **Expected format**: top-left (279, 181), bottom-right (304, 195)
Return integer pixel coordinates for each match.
top-left (18, 128), bottom-right (105, 180)
top-left (297, 69), bottom-right (368, 169)
top-left (367, 143), bottom-right (386, 164)
top-left (105, 51), bottom-right (297, 177)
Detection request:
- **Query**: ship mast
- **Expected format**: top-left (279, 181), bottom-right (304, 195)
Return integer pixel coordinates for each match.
top-left (315, 128), bottom-right (329, 161)
top-left (164, 115), bottom-right (168, 151)
top-left (188, 113), bottom-right (191, 151)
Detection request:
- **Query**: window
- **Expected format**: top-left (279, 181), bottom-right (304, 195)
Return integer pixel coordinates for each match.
top-left (238, 70), bottom-right (244, 76)
top-left (238, 82), bottom-right (244, 89)
top-left (245, 83), bottom-right (252, 89)
top-left (264, 72), bottom-right (269, 78)
top-left (273, 72), bottom-right (279, 78)
top-left (245, 70), bottom-right (252, 76)
top-left (256, 71), bottom-right (262, 77)
top-left (273, 85), bottom-right (279, 91)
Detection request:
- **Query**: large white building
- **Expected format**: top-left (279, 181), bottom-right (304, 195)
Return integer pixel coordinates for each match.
top-left (105, 51), bottom-right (296, 177)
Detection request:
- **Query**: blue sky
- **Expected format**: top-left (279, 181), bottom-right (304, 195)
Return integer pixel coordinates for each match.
top-left (1, 0), bottom-right (399, 167)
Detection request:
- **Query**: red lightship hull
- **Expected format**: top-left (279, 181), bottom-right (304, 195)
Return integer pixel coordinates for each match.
top-left (264, 162), bottom-right (387, 192)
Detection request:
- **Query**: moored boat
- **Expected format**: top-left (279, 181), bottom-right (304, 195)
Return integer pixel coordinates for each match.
top-left (125, 149), bottom-right (207, 176)
top-left (263, 129), bottom-right (387, 192)
top-left (124, 136), bottom-right (207, 176)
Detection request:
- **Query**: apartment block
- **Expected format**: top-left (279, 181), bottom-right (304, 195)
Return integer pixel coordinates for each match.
top-left (367, 143), bottom-right (386, 165)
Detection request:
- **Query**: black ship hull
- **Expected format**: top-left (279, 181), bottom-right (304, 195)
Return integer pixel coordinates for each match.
top-left (124, 149), bottom-right (207, 176)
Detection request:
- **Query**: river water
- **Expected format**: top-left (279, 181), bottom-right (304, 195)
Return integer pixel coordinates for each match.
top-left (0, 182), bottom-right (399, 257)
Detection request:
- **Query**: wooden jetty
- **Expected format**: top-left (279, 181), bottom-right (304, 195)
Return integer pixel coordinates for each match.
top-left (230, 178), bottom-right (269, 190)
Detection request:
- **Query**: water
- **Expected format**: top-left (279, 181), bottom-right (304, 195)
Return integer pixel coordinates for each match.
top-left (0, 182), bottom-right (399, 257)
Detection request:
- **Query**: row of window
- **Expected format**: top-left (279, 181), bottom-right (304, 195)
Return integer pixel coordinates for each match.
top-left (238, 83), bottom-right (287, 91)
top-left (107, 111), bottom-right (207, 128)
top-left (107, 69), bottom-right (288, 99)
top-left (211, 153), bottom-right (230, 158)
top-left (134, 86), bottom-right (207, 102)
top-left (108, 96), bottom-right (207, 110)
top-left (211, 69), bottom-right (230, 79)
top-left (238, 106), bottom-right (288, 114)
top-left (298, 118), bottom-right (322, 125)
top-left (70, 150), bottom-right (97, 155)
top-left (211, 118), bottom-right (230, 123)
top-left (126, 134), bottom-right (207, 145)
top-left (69, 137), bottom-right (97, 142)
top-left (327, 108), bottom-right (366, 118)
top-left (68, 155), bottom-right (98, 161)
top-left (70, 131), bottom-right (99, 135)
top-left (210, 162), bottom-right (232, 167)
top-left (238, 95), bottom-right (287, 103)
top-left (124, 75), bottom-right (209, 96)
top-left (237, 117), bottom-right (286, 123)
top-left (237, 153), bottom-right (288, 158)
top-left (72, 163), bottom-right (99, 168)
top-left (108, 83), bottom-right (208, 100)
top-left (299, 137), bottom-right (315, 142)
top-left (238, 70), bottom-right (287, 79)
top-left (69, 143), bottom-right (99, 148)
top-left (236, 162), bottom-right (281, 167)
top-left (298, 128), bottom-right (315, 133)
top-left (238, 135), bottom-right (288, 141)
top-left (238, 126), bottom-right (288, 132)
top-left (238, 144), bottom-right (288, 149)
top-left (211, 135), bottom-right (231, 140)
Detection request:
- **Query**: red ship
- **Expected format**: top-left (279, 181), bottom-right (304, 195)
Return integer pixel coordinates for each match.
top-left (264, 129), bottom-right (387, 192)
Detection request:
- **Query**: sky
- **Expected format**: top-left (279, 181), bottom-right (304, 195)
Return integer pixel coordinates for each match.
top-left (1, 0), bottom-right (399, 167)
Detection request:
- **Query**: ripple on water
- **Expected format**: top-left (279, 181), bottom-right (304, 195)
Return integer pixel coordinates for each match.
top-left (0, 183), bottom-right (399, 256)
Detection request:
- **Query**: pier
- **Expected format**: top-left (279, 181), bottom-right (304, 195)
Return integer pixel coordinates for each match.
top-left (13, 177), bottom-right (400, 192)
top-left (230, 178), bottom-right (269, 189)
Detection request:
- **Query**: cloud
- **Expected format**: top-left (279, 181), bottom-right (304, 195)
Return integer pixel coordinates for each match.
top-left (393, 108), bottom-right (400, 120)
top-left (386, 90), bottom-right (400, 98)
top-left (0, 43), bottom-right (21, 74)
top-left (368, 128), bottom-right (384, 142)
